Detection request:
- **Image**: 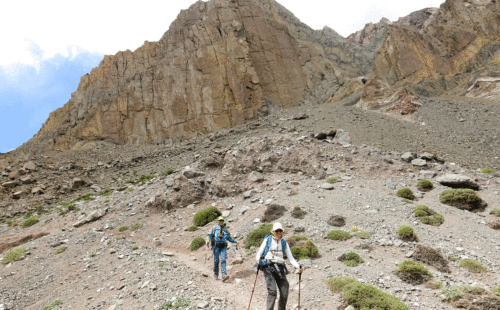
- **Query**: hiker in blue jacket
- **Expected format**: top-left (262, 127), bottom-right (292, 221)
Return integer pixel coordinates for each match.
top-left (255, 223), bottom-right (304, 310)
top-left (207, 216), bottom-right (239, 282)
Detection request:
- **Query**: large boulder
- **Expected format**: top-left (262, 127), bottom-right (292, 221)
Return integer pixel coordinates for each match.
top-left (23, 161), bottom-right (36, 171)
top-left (73, 208), bottom-right (108, 227)
top-left (332, 129), bottom-right (352, 147)
top-left (182, 167), bottom-right (204, 179)
top-left (436, 174), bottom-right (480, 190)
top-left (248, 171), bottom-right (264, 183)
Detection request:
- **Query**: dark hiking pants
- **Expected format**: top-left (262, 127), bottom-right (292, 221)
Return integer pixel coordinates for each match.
top-left (263, 264), bottom-right (289, 310)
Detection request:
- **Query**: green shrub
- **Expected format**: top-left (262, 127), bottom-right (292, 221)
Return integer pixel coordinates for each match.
top-left (193, 206), bottom-right (222, 227)
top-left (459, 259), bottom-right (486, 273)
top-left (327, 177), bottom-right (337, 184)
top-left (130, 223), bottom-right (142, 231)
top-left (327, 277), bottom-right (408, 310)
top-left (132, 245), bottom-right (139, 250)
top-left (156, 298), bottom-right (191, 310)
top-left (481, 168), bottom-right (494, 173)
top-left (442, 286), bottom-right (464, 301)
top-left (339, 252), bottom-right (364, 267)
top-left (22, 216), bottom-right (40, 228)
top-left (425, 280), bottom-right (443, 289)
top-left (493, 285), bottom-right (500, 296)
top-left (414, 205), bottom-right (444, 226)
top-left (418, 179), bottom-right (434, 190)
top-left (340, 169), bottom-right (346, 173)
top-left (158, 262), bottom-right (167, 267)
top-left (2, 247), bottom-right (27, 264)
top-left (24, 212), bottom-right (32, 219)
top-left (395, 260), bottom-right (432, 284)
top-left (245, 224), bottom-right (273, 249)
top-left (449, 256), bottom-right (459, 262)
top-left (42, 300), bottom-right (63, 310)
top-left (119, 226), bottom-right (128, 232)
top-left (355, 231), bottom-right (371, 239)
top-left (89, 253), bottom-right (97, 258)
top-left (138, 174), bottom-right (158, 183)
top-left (440, 189), bottom-right (483, 210)
top-left (397, 188), bottom-right (415, 200)
top-left (188, 225), bottom-right (198, 232)
top-left (294, 206), bottom-right (300, 210)
top-left (163, 168), bottom-right (175, 176)
top-left (397, 225), bottom-right (417, 241)
top-left (490, 208), bottom-right (500, 217)
top-left (7, 221), bottom-right (14, 227)
top-left (288, 236), bottom-right (318, 260)
top-left (190, 237), bottom-right (206, 251)
top-left (104, 200), bottom-right (110, 203)
top-left (327, 230), bottom-right (352, 241)
top-left (402, 199), bottom-right (412, 203)
top-left (54, 245), bottom-right (66, 254)
top-left (99, 189), bottom-right (112, 196)
top-left (75, 193), bottom-right (93, 202)
top-left (125, 187), bottom-right (134, 193)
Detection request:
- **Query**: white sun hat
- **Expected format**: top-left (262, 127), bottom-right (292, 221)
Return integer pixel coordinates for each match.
top-left (272, 223), bottom-right (284, 232)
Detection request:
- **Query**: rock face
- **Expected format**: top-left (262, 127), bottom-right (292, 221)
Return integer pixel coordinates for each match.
top-left (20, 0), bottom-right (368, 153)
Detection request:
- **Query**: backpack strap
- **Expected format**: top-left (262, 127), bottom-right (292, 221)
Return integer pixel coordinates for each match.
top-left (281, 239), bottom-right (288, 260)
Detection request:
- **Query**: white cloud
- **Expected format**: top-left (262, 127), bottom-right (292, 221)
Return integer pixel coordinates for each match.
top-left (1, 0), bottom-right (445, 68)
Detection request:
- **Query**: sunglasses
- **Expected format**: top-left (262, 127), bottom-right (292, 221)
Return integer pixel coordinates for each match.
top-left (275, 229), bottom-right (283, 233)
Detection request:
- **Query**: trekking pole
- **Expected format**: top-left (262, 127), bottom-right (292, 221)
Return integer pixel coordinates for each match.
top-left (247, 261), bottom-right (261, 310)
top-left (298, 266), bottom-right (303, 309)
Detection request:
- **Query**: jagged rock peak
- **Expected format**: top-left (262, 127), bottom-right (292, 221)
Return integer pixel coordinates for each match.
top-left (20, 0), bottom-right (348, 154)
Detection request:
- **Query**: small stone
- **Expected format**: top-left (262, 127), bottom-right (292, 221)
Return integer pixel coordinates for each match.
top-left (411, 159), bottom-right (427, 167)
top-left (153, 238), bottom-right (162, 247)
top-left (162, 252), bottom-right (174, 256)
top-left (197, 302), bottom-right (209, 309)
top-left (248, 171), bottom-right (264, 183)
top-left (320, 183), bottom-right (334, 190)
top-left (23, 161), bottom-right (36, 171)
top-left (401, 152), bottom-right (416, 162)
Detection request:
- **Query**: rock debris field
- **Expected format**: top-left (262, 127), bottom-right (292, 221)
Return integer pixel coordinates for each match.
top-left (1, 97), bottom-right (500, 310)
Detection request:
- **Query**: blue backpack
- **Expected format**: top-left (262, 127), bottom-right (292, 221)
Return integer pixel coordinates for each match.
top-left (259, 235), bottom-right (288, 267)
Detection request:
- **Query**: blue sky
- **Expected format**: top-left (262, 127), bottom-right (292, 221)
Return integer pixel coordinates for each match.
top-left (0, 44), bottom-right (103, 153)
top-left (0, 0), bottom-right (445, 153)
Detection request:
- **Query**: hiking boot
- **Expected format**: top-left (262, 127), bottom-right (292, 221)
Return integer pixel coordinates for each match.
top-left (213, 275), bottom-right (219, 280)
top-left (222, 275), bottom-right (229, 282)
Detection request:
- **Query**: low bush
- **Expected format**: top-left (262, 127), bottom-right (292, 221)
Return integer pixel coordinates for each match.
top-left (327, 277), bottom-right (408, 310)
top-left (339, 252), bottom-right (364, 267)
top-left (413, 244), bottom-right (450, 273)
top-left (156, 298), bottom-right (191, 310)
top-left (190, 237), bottom-right (205, 251)
top-left (22, 216), bottom-right (40, 228)
top-left (245, 224), bottom-right (273, 249)
top-left (288, 236), bottom-right (318, 260)
top-left (138, 174), bottom-right (158, 183)
top-left (490, 208), bottom-right (500, 217)
top-left (2, 247), bottom-right (27, 264)
top-left (417, 179), bottom-right (434, 191)
top-left (42, 300), bottom-right (63, 310)
top-left (193, 206), bottom-right (222, 227)
top-left (54, 245), bottom-right (66, 254)
top-left (163, 168), bottom-right (175, 177)
top-left (89, 253), bottom-right (97, 258)
top-left (395, 260), bottom-right (432, 284)
top-left (442, 286), bottom-right (464, 301)
top-left (75, 193), bottom-right (93, 202)
top-left (459, 259), bottom-right (486, 273)
top-left (340, 169), bottom-right (346, 173)
top-left (414, 205), bottom-right (444, 226)
top-left (481, 168), bottom-right (494, 173)
top-left (397, 188), bottom-right (415, 200)
top-left (440, 189), bottom-right (484, 211)
top-left (327, 230), bottom-right (351, 241)
top-left (130, 223), bottom-right (142, 231)
top-left (355, 231), bottom-right (371, 239)
top-left (402, 199), bottom-right (412, 204)
top-left (425, 281), bottom-right (443, 289)
top-left (397, 225), bottom-right (417, 241)
top-left (132, 245), bottom-right (139, 250)
top-left (327, 177), bottom-right (337, 184)
top-left (291, 206), bottom-right (307, 219)
top-left (7, 221), bottom-right (14, 227)
top-left (119, 226), bottom-right (128, 232)
top-left (99, 189), bottom-right (112, 196)
top-left (125, 187), bottom-right (134, 193)
top-left (188, 225), bottom-right (198, 232)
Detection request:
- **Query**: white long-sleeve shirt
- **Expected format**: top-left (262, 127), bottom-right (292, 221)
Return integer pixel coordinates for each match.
top-left (255, 237), bottom-right (300, 269)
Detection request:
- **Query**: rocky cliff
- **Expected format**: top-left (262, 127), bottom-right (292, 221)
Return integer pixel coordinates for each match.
top-left (361, 0), bottom-right (500, 107)
top-left (19, 0), bottom-right (373, 154)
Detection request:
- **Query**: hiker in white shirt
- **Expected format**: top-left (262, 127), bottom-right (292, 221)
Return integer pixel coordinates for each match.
top-left (255, 223), bottom-right (304, 310)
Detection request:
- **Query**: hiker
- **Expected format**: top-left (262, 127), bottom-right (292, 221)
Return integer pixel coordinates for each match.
top-left (207, 216), bottom-right (239, 281)
top-left (256, 223), bottom-right (304, 310)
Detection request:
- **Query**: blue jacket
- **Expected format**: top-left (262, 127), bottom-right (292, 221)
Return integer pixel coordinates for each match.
top-left (209, 223), bottom-right (236, 244)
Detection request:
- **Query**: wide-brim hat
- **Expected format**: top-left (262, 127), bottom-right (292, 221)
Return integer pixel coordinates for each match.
top-left (217, 216), bottom-right (225, 221)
